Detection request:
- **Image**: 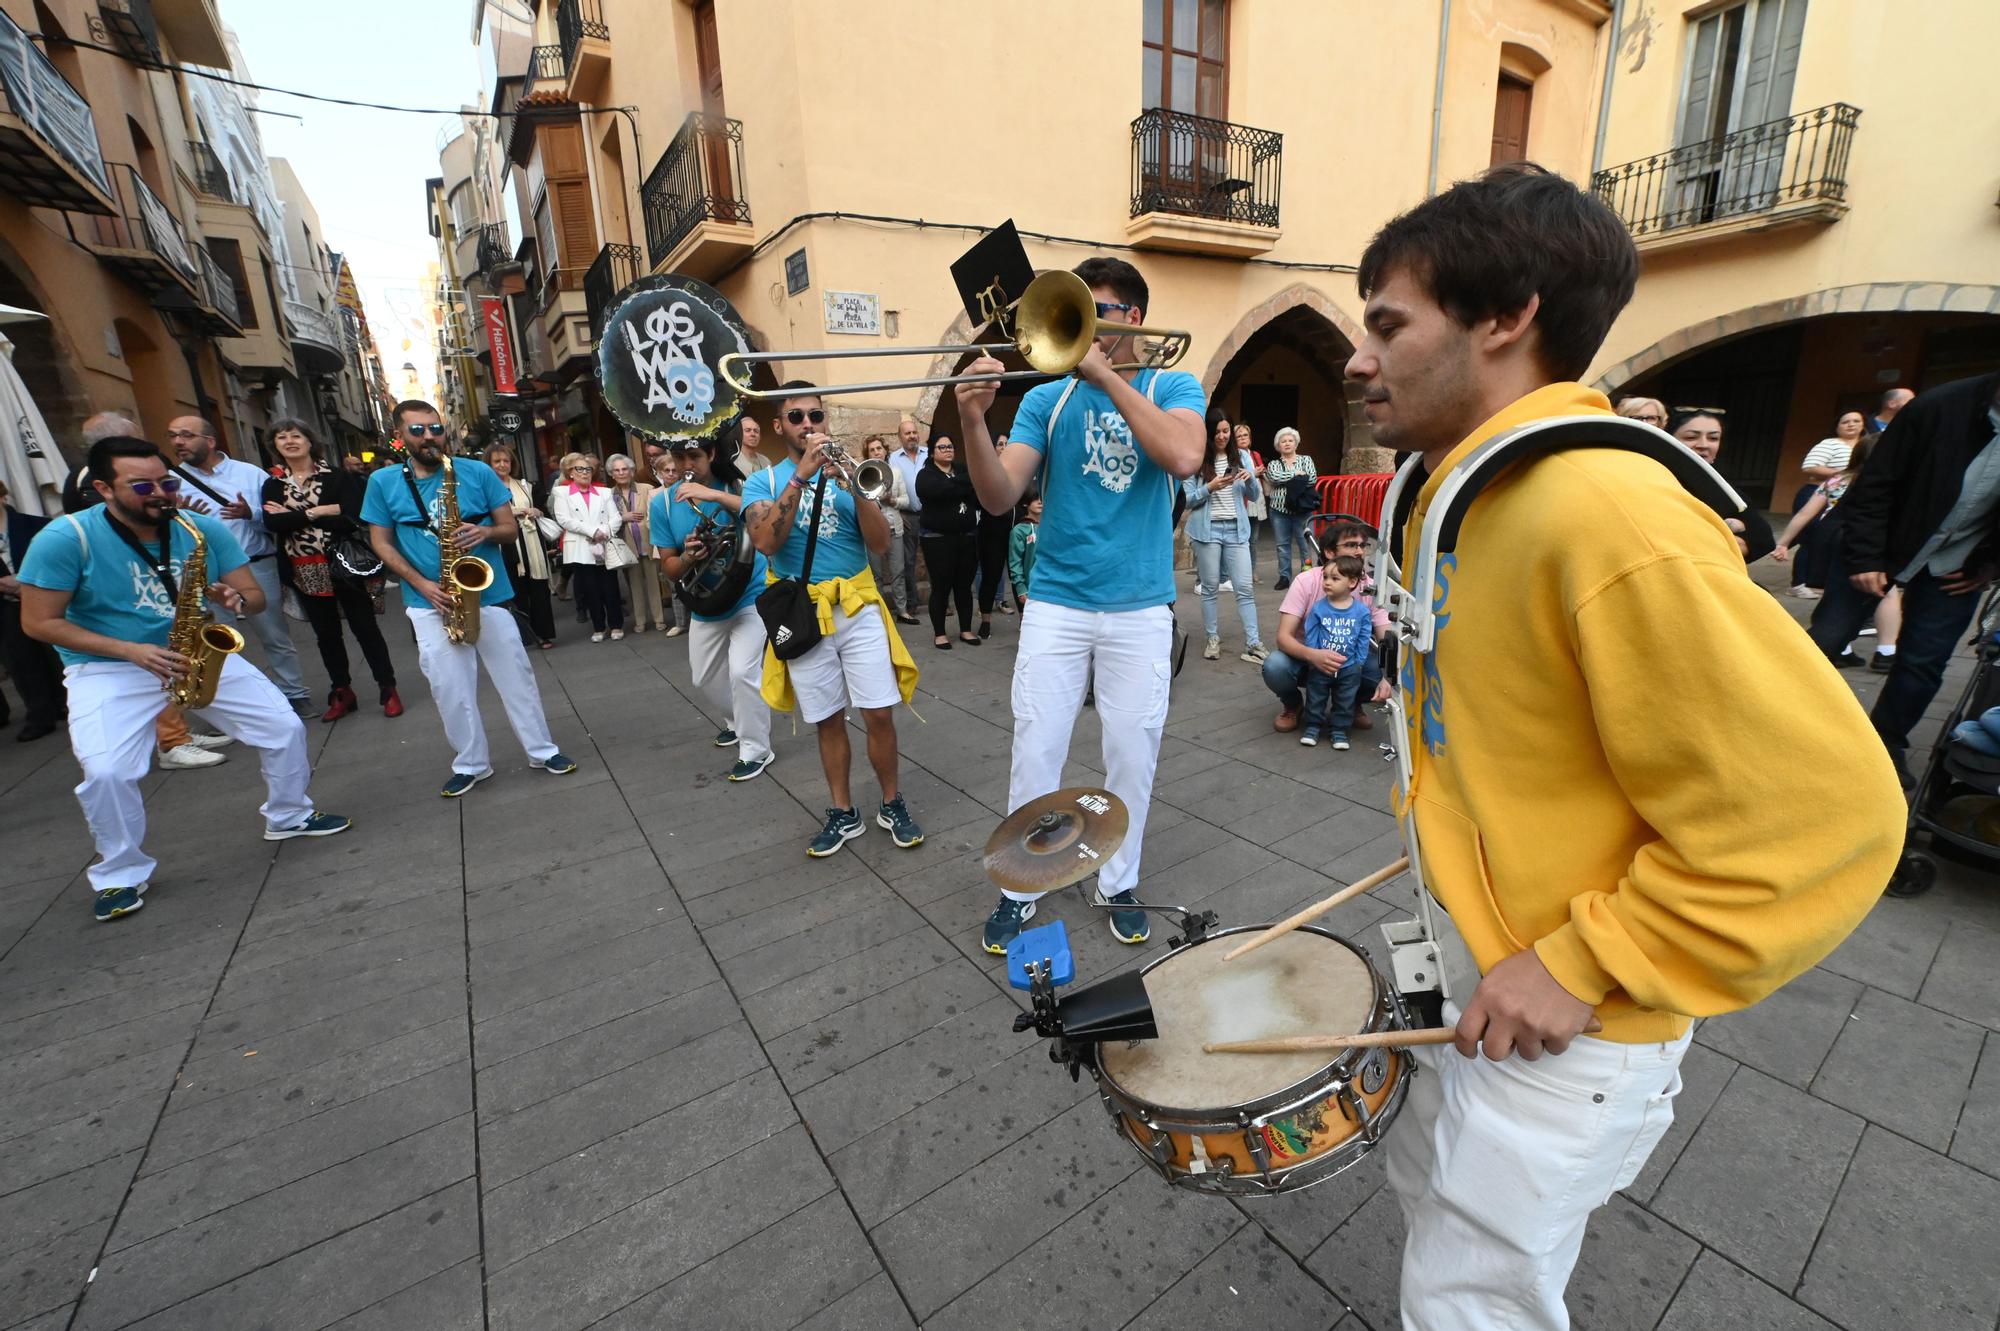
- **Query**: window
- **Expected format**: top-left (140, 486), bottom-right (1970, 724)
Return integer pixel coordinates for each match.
top-left (1491, 74), bottom-right (1533, 166)
top-left (448, 182), bottom-right (479, 236)
top-left (533, 121), bottom-right (596, 297)
top-left (1143, 0), bottom-right (1227, 118)
top-left (205, 237), bottom-right (257, 330)
top-left (1673, 0), bottom-right (1809, 219)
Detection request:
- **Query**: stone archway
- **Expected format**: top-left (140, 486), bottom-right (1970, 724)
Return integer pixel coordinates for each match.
top-left (1594, 281), bottom-right (2000, 393)
top-left (1203, 283), bottom-right (1372, 472)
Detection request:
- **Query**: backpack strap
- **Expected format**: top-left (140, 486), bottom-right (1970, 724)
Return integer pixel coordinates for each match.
top-left (1034, 369), bottom-right (1163, 502)
top-left (63, 513), bottom-right (90, 573)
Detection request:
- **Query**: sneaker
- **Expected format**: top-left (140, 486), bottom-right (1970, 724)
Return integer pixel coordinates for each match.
top-left (1241, 643), bottom-right (1269, 664)
top-left (1202, 635), bottom-right (1221, 660)
top-left (665, 625), bottom-right (686, 637)
top-left (610, 629), bottom-right (625, 641)
top-left (982, 896), bottom-right (1037, 955)
top-left (93, 886), bottom-right (144, 922)
top-left (1299, 733), bottom-right (1319, 747)
top-left (1833, 650), bottom-right (1863, 670)
top-left (1869, 651), bottom-right (1895, 673)
top-left (1332, 734), bottom-right (1352, 751)
top-left (185, 732), bottom-right (235, 750)
top-left (158, 742), bottom-right (225, 769)
top-left (1218, 579), bottom-right (1234, 593)
top-left (1099, 888), bottom-right (1151, 944)
top-left (714, 728), bottom-right (739, 748)
top-left (728, 753), bottom-right (773, 782)
top-left (808, 807), bottom-right (865, 857)
top-left (1274, 704), bottom-right (1301, 733)
top-left (876, 794), bottom-right (924, 848)
top-left (591, 631), bottom-right (605, 643)
top-left (1274, 575), bottom-right (1291, 591)
top-left (265, 811), bottom-right (352, 841)
top-left (440, 770), bottom-right (492, 798)
top-left (1788, 585), bottom-right (1821, 600)
top-left (531, 752), bottom-right (579, 775)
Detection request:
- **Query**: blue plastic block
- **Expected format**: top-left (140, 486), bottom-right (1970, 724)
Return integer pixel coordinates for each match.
top-left (1006, 920), bottom-right (1074, 991)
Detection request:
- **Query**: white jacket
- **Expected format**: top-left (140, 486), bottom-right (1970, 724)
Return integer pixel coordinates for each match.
top-left (551, 483), bottom-right (619, 565)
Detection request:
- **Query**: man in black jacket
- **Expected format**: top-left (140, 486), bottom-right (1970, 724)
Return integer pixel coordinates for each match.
top-left (0, 478), bottom-right (66, 739)
top-left (1810, 372), bottom-right (2000, 783)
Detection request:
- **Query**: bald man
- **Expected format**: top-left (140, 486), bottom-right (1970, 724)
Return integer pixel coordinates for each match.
top-left (1875, 387), bottom-right (1916, 434)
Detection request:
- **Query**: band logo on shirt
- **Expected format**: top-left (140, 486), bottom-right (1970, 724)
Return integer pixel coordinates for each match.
top-left (1080, 409), bottom-right (1140, 495)
top-left (794, 483), bottom-right (845, 543)
top-left (129, 557), bottom-right (191, 621)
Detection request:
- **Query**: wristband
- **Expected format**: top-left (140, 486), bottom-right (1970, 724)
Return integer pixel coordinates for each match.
top-left (787, 475), bottom-right (806, 492)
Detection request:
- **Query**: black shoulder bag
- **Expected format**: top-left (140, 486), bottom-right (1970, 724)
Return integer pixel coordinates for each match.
top-left (756, 471), bottom-right (829, 661)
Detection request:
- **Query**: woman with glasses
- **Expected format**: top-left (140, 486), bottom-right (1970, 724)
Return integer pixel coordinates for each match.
top-left (550, 453), bottom-right (626, 641)
top-left (1263, 425), bottom-right (1317, 589)
top-left (260, 418), bottom-right (401, 721)
top-left (1615, 397), bottom-right (1668, 429)
top-left (485, 446), bottom-right (557, 649)
top-left (607, 453), bottom-right (667, 634)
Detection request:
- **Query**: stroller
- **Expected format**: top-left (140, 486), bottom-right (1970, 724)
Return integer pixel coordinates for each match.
top-left (1891, 584), bottom-right (2000, 897)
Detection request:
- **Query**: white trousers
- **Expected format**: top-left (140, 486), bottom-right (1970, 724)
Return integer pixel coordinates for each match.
top-left (408, 605), bottom-right (559, 775)
top-left (687, 604), bottom-right (772, 763)
top-left (1383, 913), bottom-right (1690, 1331)
top-left (66, 654), bottom-right (313, 892)
top-left (1006, 601), bottom-right (1173, 900)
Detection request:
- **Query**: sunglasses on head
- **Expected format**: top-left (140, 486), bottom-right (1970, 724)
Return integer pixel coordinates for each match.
top-left (404, 423), bottom-right (447, 438)
top-left (785, 408), bottom-right (826, 426)
top-left (126, 477), bottom-right (184, 497)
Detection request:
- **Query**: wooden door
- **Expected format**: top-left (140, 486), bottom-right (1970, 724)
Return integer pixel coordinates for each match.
top-left (693, 0), bottom-right (733, 204)
top-left (1141, 0), bottom-right (1229, 210)
top-left (1490, 75), bottom-right (1532, 166)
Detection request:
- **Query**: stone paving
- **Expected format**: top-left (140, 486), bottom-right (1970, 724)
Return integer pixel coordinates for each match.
top-left (1, 553), bottom-right (1996, 1331)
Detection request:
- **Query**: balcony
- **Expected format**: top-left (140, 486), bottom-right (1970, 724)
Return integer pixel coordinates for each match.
top-left (285, 299), bottom-right (345, 375)
top-left (0, 8), bottom-right (116, 214)
top-left (529, 44), bottom-right (565, 93)
top-left (187, 246), bottom-right (243, 336)
top-left (642, 112), bottom-right (752, 281)
top-left (1592, 102), bottom-right (1861, 253)
top-left (1127, 108), bottom-right (1283, 257)
top-left (77, 163), bottom-right (201, 300)
top-left (584, 243), bottom-right (640, 339)
top-left (97, 0), bottom-right (228, 65)
top-left (557, 0), bottom-right (610, 102)
top-left (186, 138), bottom-right (232, 202)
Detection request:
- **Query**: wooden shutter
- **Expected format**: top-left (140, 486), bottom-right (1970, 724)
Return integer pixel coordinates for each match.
top-left (1677, 11), bottom-right (1724, 146)
top-left (1490, 76), bottom-right (1532, 166)
top-left (1737, 0), bottom-right (1807, 128)
top-left (553, 178), bottom-right (597, 274)
top-left (695, 0), bottom-right (725, 116)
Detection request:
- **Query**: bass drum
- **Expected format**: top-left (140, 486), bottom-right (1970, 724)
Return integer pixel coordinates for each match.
top-left (676, 519), bottom-right (757, 615)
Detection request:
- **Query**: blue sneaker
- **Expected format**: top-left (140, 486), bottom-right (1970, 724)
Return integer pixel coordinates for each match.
top-left (982, 897), bottom-right (1037, 955)
top-left (714, 728), bottom-right (739, 748)
top-left (1099, 889), bottom-right (1151, 944)
top-left (807, 807), bottom-right (864, 857)
top-left (265, 811), bottom-right (352, 841)
top-left (876, 795), bottom-right (924, 848)
top-left (93, 886), bottom-right (144, 922)
top-left (728, 753), bottom-right (773, 782)
top-left (532, 752), bottom-right (579, 775)
top-left (440, 770), bottom-right (491, 798)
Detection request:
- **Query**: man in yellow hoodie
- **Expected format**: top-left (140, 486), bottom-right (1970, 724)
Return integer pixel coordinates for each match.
top-left (1350, 164), bottom-right (1903, 1329)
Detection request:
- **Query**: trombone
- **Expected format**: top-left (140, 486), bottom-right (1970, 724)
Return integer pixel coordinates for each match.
top-left (716, 271), bottom-right (1190, 399)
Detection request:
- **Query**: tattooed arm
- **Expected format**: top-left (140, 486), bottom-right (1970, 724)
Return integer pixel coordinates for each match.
top-left (746, 484), bottom-right (801, 556)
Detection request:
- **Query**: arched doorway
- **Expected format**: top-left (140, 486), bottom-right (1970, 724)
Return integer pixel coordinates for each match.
top-left (1202, 284), bottom-right (1361, 474)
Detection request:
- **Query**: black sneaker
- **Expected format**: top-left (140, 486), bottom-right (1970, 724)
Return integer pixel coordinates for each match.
top-left (808, 807), bottom-right (864, 857)
top-left (1098, 889), bottom-right (1151, 944)
top-left (982, 896), bottom-right (1036, 954)
top-left (715, 728), bottom-right (739, 748)
top-left (728, 753), bottom-right (772, 782)
top-left (876, 795), bottom-right (924, 848)
top-left (1274, 575), bottom-right (1291, 591)
top-left (531, 752), bottom-right (579, 775)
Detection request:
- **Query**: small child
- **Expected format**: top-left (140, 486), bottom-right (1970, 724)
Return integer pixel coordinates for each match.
top-left (1008, 492), bottom-right (1041, 608)
top-left (1300, 555), bottom-right (1375, 750)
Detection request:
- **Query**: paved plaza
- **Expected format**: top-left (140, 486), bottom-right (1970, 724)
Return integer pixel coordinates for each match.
top-left (1, 560), bottom-right (1997, 1331)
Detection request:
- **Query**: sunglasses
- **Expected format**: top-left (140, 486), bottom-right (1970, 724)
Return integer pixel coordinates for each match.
top-left (1094, 302), bottom-right (1136, 317)
top-left (785, 408), bottom-right (827, 426)
top-left (404, 423), bottom-right (448, 438)
top-left (127, 477), bottom-right (184, 497)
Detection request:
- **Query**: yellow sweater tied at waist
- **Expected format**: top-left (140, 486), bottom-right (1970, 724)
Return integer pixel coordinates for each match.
top-left (759, 564), bottom-right (920, 713)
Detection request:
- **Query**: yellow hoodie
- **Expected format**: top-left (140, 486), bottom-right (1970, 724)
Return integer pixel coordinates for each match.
top-left (1397, 383), bottom-right (1903, 1043)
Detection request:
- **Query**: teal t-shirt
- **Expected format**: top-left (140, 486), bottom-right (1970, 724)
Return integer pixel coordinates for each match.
top-left (1007, 368), bottom-right (1206, 612)
top-left (17, 507), bottom-right (248, 667)
top-left (360, 459), bottom-right (516, 611)
top-left (648, 481), bottom-right (767, 622)
top-left (739, 458), bottom-right (869, 581)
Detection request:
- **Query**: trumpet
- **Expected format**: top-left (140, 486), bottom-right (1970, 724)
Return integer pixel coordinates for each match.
top-left (818, 440), bottom-right (893, 502)
top-left (718, 271), bottom-right (1189, 399)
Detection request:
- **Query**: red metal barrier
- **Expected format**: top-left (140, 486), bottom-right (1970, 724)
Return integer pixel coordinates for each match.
top-left (1312, 473), bottom-right (1393, 528)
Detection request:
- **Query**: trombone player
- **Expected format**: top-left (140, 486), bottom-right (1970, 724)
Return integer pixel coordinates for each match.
top-left (956, 256), bottom-right (1207, 954)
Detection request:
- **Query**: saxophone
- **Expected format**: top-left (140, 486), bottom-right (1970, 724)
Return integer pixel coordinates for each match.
top-left (436, 455), bottom-right (494, 645)
top-left (165, 513), bottom-right (244, 709)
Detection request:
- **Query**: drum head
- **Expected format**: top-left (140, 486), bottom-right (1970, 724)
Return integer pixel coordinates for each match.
top-left (1099, 928), bottom-right (1376, 1112)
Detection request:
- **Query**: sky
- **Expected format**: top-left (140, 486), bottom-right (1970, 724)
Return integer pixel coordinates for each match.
top-left (222, 0), bottom-right (487, 402)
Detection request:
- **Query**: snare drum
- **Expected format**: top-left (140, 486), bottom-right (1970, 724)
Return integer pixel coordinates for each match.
top-left (1092, 925), bottom-right (1412, 1195)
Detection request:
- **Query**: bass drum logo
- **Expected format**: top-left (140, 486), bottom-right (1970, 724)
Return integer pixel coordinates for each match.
top-left (596, 275), bottom-right (751, 444)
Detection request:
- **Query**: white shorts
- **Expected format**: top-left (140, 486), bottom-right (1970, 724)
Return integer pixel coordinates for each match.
top-left (787, 602), bottom-right (901, 724)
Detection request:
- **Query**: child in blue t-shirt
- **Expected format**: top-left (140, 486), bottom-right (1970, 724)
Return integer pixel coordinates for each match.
top-left (1301, 555), bottom-right (1375, 750)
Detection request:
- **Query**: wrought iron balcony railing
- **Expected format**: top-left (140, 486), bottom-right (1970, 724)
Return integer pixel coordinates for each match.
top-left (84, 163), bottom-right (199, 290)
top-left (529, 44), bottom-right (565, 86)
top-left (194, 245), bottom-right (240, 327)
top-left (186, 138), bottom-right (231, 202)
top-left (475, 222), bottom-right (512, 276)
top-left (584, 243), bottom-right (640, 339)
top-left (641, 112), bottom-right (750, 269)
top-left (557, 0), bottom-right (608, 73)
top-left (1130, 108), bottom-right (1283, 229)
top-left (1592, 102), bottom-right (1861, 239)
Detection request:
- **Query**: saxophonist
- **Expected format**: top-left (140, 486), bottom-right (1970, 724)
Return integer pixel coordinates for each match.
top-left (16, 437), bottom-right (351, 924)
top-left (361, 402), bottom-right (578, 797)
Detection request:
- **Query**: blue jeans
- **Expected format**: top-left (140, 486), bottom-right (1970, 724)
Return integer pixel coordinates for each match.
top-left (1262, 649), bottom-right (1380, 717)
top-left (1810, 544), bottom-right (1980, 753)
top-left (1193, 539), bottom-right (1259, 644)
top-left (1271, 512), bottom-right (1315, 582)
top-left (1304, 660), bottom-right (1365, 737)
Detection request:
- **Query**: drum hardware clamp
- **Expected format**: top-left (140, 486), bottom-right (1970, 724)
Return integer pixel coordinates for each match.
top-left (1075, 888), bottom-right (1218, 949)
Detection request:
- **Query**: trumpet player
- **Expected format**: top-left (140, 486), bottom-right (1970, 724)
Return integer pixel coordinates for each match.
top-left (655, 438), bottom-right (774, 782)
top-left (16, 437), bottom-right (351, 923)
top-left (362, 402), bottom-right (578, 798)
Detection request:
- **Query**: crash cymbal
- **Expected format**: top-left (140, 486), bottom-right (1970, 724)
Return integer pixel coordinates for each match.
top-left (983, 787), bottom-right (1130, 894)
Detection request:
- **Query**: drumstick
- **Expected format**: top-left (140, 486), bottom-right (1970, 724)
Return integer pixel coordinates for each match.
top-left (1222, 857), bottom-right (1409, 962)
top-left (1205, 1019), bottom-right (1604, 1055)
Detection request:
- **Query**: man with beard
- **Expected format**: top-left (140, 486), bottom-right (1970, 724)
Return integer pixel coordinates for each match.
top-left (17, 437), bottom-right (349, 922)
top-left (362, 401), bottom-right (577, 797)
